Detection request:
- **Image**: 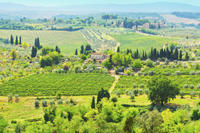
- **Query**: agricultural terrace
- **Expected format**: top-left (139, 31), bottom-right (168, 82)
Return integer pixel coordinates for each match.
top-left (0, 73), bottom-right (115, 96)
top-left (0, 30), bottom-right (87, 55)
top-left (111, 32), bottom-right (175, 52)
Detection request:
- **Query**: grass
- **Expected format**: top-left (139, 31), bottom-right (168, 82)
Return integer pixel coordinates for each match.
top-left (111, 32), bottom-right (174, 52)
top-left (0, 30), bottom-right (87, 55)
top-left (0, 73), bottom-right (115, 96)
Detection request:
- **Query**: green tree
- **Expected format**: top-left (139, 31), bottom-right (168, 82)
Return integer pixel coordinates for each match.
top-left (97, 88), bottom-right (110, 103)
top-left (0, 116), bottom-right (8, 133)
top-left (103, 59), bottom-right (113, 70)
top-left (75, 49), bottom-right (78, 55)
top-left (91, 96), bottom-right (95, 109)
top-left (31, 46), bottom-right (37, 58)
top-left (132, 59), bottom-right (143, 69)
top-left (34, 38), bottom-right (42, 49)
top-left (148, 76), bottom-right (179, 106)
top-left (19, 36), bottom-right (22, 45)
top-left (139, 110), bottom-right (164, 133)
top-left (117, 46), bottom-right (120, 53)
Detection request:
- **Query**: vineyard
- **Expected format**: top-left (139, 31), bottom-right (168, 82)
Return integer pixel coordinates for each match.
top-left (0, 73), bottom-right (115, 96)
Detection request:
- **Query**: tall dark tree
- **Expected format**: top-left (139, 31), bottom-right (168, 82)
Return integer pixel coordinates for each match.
top-left (109, 54), bottom-right (113, 64)
top-left (174, 48), bottom-right (179, 60)
top-left (31, 46), bottom-right (37, 58)
top-left (179, 50), bottom-right (183, 61)
top-left (185, 52), bottom-right (190, 61)
top-left (34, 38), bottom-right (42, 49)
top-left (91, 96), bottom-right (95, 109)
top-left (19, 36), bottom-right (22, 45)
top-left (75, 49), bottom-right (78, 55)
top-left (55, 46), bottom-right (61, 53)
top-left (117, 46), bottom-right (120, 53)
top-left (10, 35), bottom-right (14, 45)
top-left (80, 45), bottom-right (84, 54)
top-left (15, 36), bottom-right (18, 45)
top-left (97, 88), bottom-right (110, 103)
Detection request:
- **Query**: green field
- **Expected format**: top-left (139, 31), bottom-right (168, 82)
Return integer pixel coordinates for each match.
top-left (0, 30), bottom-right (87, 55)
top-left (111, 32), bottom-right (174, 51)
top-left (0, 73), bottom-right (115, 96)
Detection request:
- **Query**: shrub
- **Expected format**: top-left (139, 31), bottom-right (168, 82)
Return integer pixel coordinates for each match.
top-left (180, 92), bottom-right (184, 99)
top-left (190, 71), bottom-right (196, 75)
top-left (15, 94), bottom-right (19, 103)
top-left (145, 89), bottom-right (149, 95)
top-left (133, 84), bottom-right (137, 89)
top-left (35, 100), bottom-right (40, 108)
top-left (197, 85), bottom-right (200, 89)
top-left (8, 95), bottom-right (13, 103)
top-left (175, 71), bottom-right (181, 75)
top-left (126, 90), bottom-right (130, 95)
top-left (139, 84), bottom-right (144, 89)
top-left (190, 85), bottom-right (194, 89)
top-left (58, 99), bottom-right (63, 104)
top-left (42, 100), bottom-right (48, 107)
top-left (138, 89), bottom-right (143, 95)
top-left (138, 72), bottom-right (143, 76)
top-left (149, 71), bottom-right (155, 76)
top-left (184, 84), bottom-right (189, 89)
top-left (164, 72), bottom-right (170, 76)
top-left (50, 100), bottom-right (55, 106)
top-left (130, 94), bottom-right (135, 102)
top-left (146, 60), bottom-right (154, 67)
top-left (111, 97), bottom-right (118, 103)
top-left (191, 109), bottom-right (200, 120)
top-left (190, 91), bottom-right (196, 99)
top-left (65, 99), bottom-right (69, 104)
top-left (132, 59), bottom-right (143, 69)
top-left (133, 89), bottom-right (139, 96)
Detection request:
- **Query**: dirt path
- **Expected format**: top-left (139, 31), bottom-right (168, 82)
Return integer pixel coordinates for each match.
top-left (109, 71), bottom-right (120, 94)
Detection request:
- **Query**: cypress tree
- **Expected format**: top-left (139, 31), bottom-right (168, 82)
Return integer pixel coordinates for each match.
top-left (80, 45), bottom-right (84, 54)
top-left (174, 48), bottom-right (178, 60)
top-left (179, 50), bottom-right (183, 61)
top-left (15, 36), bottom-right (18, 45)
top-left (55, 46), bottom-right (61, 53)
top-left (31, 46), bottom-right (37, 58)
top-left (91, 96), bottom-right (95, 109)
top-left (109, 54), bottom-right (113, 64)
top-left (10, 35), bottom-right (14, 45)
top-left (185, 52), bottom-right (189, 61)
top-left (35, 38), bottom-right (42, 49)
top-left (117, 46), bottom-right (120, 53)
top-left (19, 36), bottom-right (22, 44)
top-left (75, 49), bottom-right (78, 55)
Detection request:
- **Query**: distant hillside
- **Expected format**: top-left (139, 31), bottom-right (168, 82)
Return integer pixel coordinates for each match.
top-left (172, 12), bottom-right (200, 19)
top-left (1, 2), bottom-right (200, 18)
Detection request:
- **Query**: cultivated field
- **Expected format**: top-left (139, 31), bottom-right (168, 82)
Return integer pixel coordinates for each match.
top-left (111, 32), bottom-right (174, 51)
top-left (0, 30), bottom-right (87, 55)
top-left (0, 73), bottom-right (115, 96)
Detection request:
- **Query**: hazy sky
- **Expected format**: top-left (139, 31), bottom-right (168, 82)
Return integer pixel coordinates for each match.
top-left (1, 0), bottom-right (200, 6)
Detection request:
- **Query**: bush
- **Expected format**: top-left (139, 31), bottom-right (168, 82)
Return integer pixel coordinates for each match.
top-left (35, 100), bottom-right (40, 108)
top-left (149, 71), bottom-right (155, 76)
top-left (133, 89), bottom-right (139, 96)
top-left (8, 95), bottom-right (13, 103)
top-left (184, 84), bottom-right (189, 89)
top-left (180, 92), bottom-right (184, 99)
top-left (15, 94), bottom-right (19, 103)
top-left (125, 90), bottom-right (130, 95)
top-left (132, 59), bottom-right (143, 69)
top-left (130, 94), bottom-right (135, 102)
top-left (145, 89), bottom-right (149, 95)
top-left (58, 99), bottom-right (63, 104)
top-left (190, 85), bottom-right (194, 89)
top-left (190, 91), bottom-right (196, 99)
top-left (50, 100), bottom-right (55, 106)
top-left (191, 109), bottom-right (200, 120)
top-left (42, 100), bottom-right (48, 107)
top-left (111, 97), bottom-right (118, 103)
top-left (140, 84), bottom-right (145, 89)
top-left (175, 71), bottom-right (181, 75)
top-left (138, 89), bottom-right (143, 95)
top-left (146, 60), bottom-right (154, 67)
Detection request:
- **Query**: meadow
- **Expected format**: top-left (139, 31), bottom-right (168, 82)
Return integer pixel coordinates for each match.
top-left (111, 32), bottom-right (174, 52)
top-left (0, 73), bottom-right (115, 96)
top-left (0, 30), bottom-right (87, 55)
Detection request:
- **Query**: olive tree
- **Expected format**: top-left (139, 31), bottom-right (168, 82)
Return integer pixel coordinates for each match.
top-left (148, 76), bottom-right (180, 106)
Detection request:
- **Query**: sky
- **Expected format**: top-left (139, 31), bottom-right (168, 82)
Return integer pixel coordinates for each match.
top-left (0, 0), bottom-right (200, 6)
